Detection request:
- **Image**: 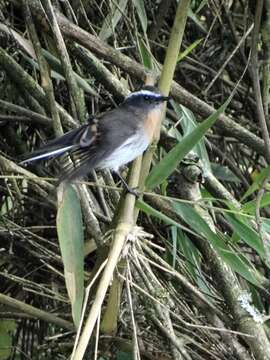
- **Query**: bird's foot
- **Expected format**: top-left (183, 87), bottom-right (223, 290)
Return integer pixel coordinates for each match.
top-left (124, 184), bottom-right (140, 197)
top-left (114, 170), bottom-right (140, 197)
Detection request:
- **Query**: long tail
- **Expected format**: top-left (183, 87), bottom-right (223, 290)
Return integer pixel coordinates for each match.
top-left (20, 125), bottom-right (89, 165)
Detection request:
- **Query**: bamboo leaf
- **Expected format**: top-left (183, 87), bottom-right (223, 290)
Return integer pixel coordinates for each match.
top-left (188, 8), bottom-right (207, 33)
top-left (171, 103), bottom-right (211, 171)
top-left (132, 0), bottom-right (148, 33)
top-left (136, 199), bottom-right (185, 229)
top-left (224, 213), bottom-right (265, 259)
top-left (138, 38), bottom-right (153, 69)
top-left (57, 184), bottom-right (84, 328)
top-left (171, 227), bottom-right (202, 283)
top-left (137, 199), bottom-right (262, 287)
top-left (146, 98), bottom-right (231, 189)
top-left (177, 38), bottom-right (203, 62)
top-left (173, 202), bottom-right (264, 287)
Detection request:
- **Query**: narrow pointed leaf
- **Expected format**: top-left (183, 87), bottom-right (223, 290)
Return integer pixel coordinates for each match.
top-left (173, 202), bottom-right (264, 287)
top-left (137, 199), bottom-right (263, 287)
top-left (138, 38), bottom-right (153, 69)
top-left (177, 38), bottom-right (203, 62)
top-left (146, 98), bottom-right (231, 189)
top-left (57, 184), bottom-right (84, 328)
top-left (172, 103), bottom-right (211, 171)
top-left (132, 0), bottom-right (147, 33)
top-left (224, 213), bottom-right (265, 259)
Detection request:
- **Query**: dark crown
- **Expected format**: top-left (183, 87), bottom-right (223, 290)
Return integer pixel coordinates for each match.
top-left (123, 86), bottom-right (169, 106)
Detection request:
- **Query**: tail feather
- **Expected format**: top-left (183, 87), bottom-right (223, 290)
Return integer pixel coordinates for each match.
top-left (19, 121), bottom-right (102, 183)
top-left (20, 145), bottom-right (76, 164)
top-left (20, 125), bottom-right (89, 165)
top-left (58, 150), bottom-right (106, 183)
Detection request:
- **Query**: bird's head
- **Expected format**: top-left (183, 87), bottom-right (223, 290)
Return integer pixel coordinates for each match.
top-left (122, 86), bottom-right (171, 109)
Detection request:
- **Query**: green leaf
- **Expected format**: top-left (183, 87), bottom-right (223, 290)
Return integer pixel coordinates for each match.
top-left (224, 213), bottom-right (265, 258)
top-left (99, 0), bottom-right (128, 41)
top-left (138, 38), bottom-right (153, 69)
top-left (177, 38), bottom-right (203, 62)
top-left (137, 199), bottom-right (263, 287)
top-left (262, 218), bottom-right (270, 235)
top-left (169, 226), bottom-right (178, 269)
top-left (172, 202), bottom-right (263, 287)
top-left (137, 200), bottom-right (203, 284)
top-left (146, 98), bottom-right (231, 189)
top-left (170, 103), bottom-right (211, 171)
top-left (136, 199), bottom-right (185, 229)
top-left (132, 0), bottom-right (148, 33)
top-left (174, 227), bottom-right (202, 283)
top-left (57, 184), bottom-right (84, 328)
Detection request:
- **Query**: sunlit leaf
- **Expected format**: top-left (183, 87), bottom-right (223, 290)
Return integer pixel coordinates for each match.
top-left (177, 38), bottom-right (203, 62)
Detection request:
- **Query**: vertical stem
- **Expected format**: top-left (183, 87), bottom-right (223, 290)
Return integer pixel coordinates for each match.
top-left (41, 0), bottom-right (85, 123)
top-left (158, 0), bottom-right (190, 95)
top-left (138, 0), bottom-right (191, 197)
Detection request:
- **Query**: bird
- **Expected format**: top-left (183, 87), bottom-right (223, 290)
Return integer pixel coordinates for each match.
top-left (20, 85), bottom-right (170, 192)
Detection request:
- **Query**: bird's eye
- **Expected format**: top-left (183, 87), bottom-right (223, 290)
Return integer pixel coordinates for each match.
top-left (143, 95), bottom-right (150, 101)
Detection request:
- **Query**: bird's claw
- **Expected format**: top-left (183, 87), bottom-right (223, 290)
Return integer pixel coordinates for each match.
top-left (124, 185), bottom-right (140, 198)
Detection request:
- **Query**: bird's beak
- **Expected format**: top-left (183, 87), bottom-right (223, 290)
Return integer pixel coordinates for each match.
top-left (161, 95), bottom-right (171, 102)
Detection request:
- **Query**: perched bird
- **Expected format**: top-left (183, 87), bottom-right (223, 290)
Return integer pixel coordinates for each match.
top-left (20, 86), bottom-right (170, 191)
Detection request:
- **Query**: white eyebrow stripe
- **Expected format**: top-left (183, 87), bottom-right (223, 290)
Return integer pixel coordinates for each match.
top-left (126, 90), bottom-right (161, 99)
